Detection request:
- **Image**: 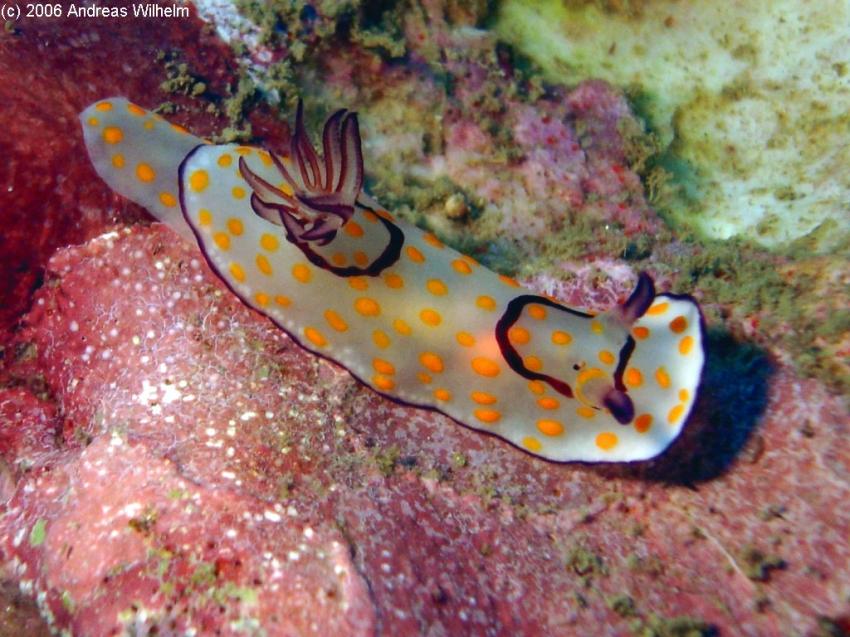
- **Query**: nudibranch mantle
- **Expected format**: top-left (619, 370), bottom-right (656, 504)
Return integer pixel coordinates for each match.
top-left (81, 97), bottom-right (705, 463)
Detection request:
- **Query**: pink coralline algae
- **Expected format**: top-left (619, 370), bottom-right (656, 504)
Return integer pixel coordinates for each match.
top-left (1, 2), bottom-right (849, 636)
top-left (0, 226), bottom-right (846, 635)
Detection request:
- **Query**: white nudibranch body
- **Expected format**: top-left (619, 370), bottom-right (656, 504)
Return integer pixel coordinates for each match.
top-left (81, 97), bottom-right (705, 462)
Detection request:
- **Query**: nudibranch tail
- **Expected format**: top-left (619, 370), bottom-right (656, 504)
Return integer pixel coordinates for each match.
top-left (80, 98), bottom-right (204, 243)
top-left (81, 96), bottom-right (706, 464)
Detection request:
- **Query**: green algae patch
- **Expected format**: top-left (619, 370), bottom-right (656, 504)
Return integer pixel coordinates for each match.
top-left (496, 0), bottom-right (850, 250)
top-left (632, 614), bottom-right (718, 637)
top-left (565, 545), bottom-right (608, 579)
top-left (607, 594), bottom-right (637, 618)
top-left (235, 0), bottom-right (407, 60)
top-left (28, 518), bottom-right (46, 547)
top-left (660, 237), bottom-right (850, 394)
top-left (738, 544), bottom-right (786, 582)
top-left (153, 49), bottom-right (258, 143)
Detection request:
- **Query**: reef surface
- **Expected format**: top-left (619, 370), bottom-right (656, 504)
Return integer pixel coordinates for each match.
top-left (0, 1), bottom-right (848, 635)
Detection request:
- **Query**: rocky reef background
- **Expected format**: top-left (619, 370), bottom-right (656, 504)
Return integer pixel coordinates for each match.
top-left (0, 1), bottom-right (847, 635)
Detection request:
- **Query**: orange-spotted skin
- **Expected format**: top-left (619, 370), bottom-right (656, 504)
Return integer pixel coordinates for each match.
top-left (81, 97), bottom-right (706, 463)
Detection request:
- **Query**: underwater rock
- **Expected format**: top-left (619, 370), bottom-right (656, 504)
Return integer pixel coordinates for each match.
top-left (496, 0), bottom-right (850, 250)
top-left (0, 226), bottom-right (846, 635)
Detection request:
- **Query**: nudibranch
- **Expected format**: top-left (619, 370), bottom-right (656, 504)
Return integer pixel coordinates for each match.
top-left (80, 98), bottom-right (705, 462)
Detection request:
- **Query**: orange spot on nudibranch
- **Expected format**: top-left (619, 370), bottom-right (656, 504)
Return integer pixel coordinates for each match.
top-left (348, 277), bottom-right (368, 291)
top-left (524, 355), bottom-right (543, 372)
top-left (537, 397), bottom-right (559, 410)
top-left (598, 350), bottom-right (615, 365)
top-left (471, 357), bottom-right (500, 377)
top-left (372, 358), bottom-right (395, 375)
top-left (433, 388), bottom-right (452, 401)
top-left (668, 404), bottom-right (685, 424)
top-left (419, 309), bottom-right (441, 326)
top-left (476, 296), bottom-right (496, 311)
top-left (523, 437), bottom-right (543, 452)
top-left (406, 246), bottom-right (425, 263)
top-left (634, 414), bottom-right (652, 433)
top-left (260, 234), bottom-right (279, 251)
top-left (471, 391), bottom-right (497, 405)
top-left (127, 103), bottom-right (146, 116)
top-left (136, 163), bottom-right (156, 183)
top-left (373, 375), bottom-right (395, 391)
top-left (419, 352), bottom-right (444, 373)
top-left (508, 326), bottom-right (531, 345)
top-left (393, 319), bottom-right (412, 335)
top-left (647, 302), bottom-right (669, 316)
top-left (499, 274), bottom-right (520, 288)
top-left (344, 221), bottom-right (364, 238)
top-left (355, 298), bottom-right (381, 317)
top-left (474, 409), bottom-right (501, 424)
top-left (577, 406), bottom-right (596, 419)
top-left (426, 279), bottom-right (448, 296)
top-left (537, 419), bottom-right (564, 436)
top-left (527, 380), bottom-right (545, 395)
top-left (456, 332), bottom-right (475, 347)
top-left (189, 170), bottom-right (209, 192)
top-left (655, 367), bottom-right (671, 389)
top-left (670, 316), bottom-right (688, 333)
top-left (229, 263), bottom-right (246, 282)
top-left (551, 330), bottom-right (572, 345)
top-left (159, 192), bottom-right (177, 207)
top-left (624, 367), bottom-right (643, 387)
top-left (384, 273), bottom-right (404, 289)
top-left (217, 154), bottom-right (233, 167)
top-left (111, 154), bottom-right (125, 168)
top-left (423, 233), bottom-right (444, 249)
top-left (292, 263), bottom-right (312, 283)
top-left (595, 432), bottom-right (618, 450)
top-left (632, 326), bottom-right (650, 340)
top-left (452, 259), bottom-right (472, 275)
top-left (213, 232), bottom-right (230, 250)
top-left (679, 335), bottom-right (694, 355)
top-left (198, 209), bottom-right (212, 226)
top-left (325, 309), bottom-right (349, 332)
top-left (528, 305), bottom-right (547, 320)
top-left (304, 327), bottom-right (327, 348)
top-left (95, 102), bottom-right (113, 112)
top-left (227, 218), bottom-right (244, 236)
top-left (373, 330), bottom-right (391, 349)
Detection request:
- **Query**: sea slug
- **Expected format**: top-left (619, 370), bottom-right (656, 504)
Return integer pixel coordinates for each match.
top-left (80, 98), bottom-right (705, 462)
